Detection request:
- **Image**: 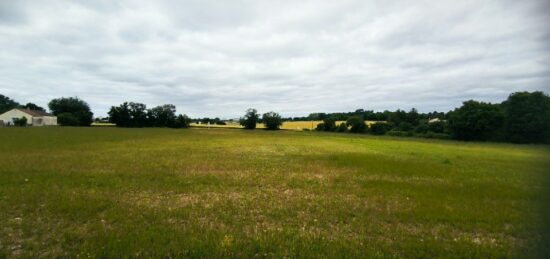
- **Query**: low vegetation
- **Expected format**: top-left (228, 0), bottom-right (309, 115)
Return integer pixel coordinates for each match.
top-left (0, 127), bottom-right (548, 257)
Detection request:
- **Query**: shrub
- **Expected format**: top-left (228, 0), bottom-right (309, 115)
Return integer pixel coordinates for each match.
top-left (417, 132), bottom-right (451, 139)
top-left (336, 122), bottom-right (348, 132)
top-left (57, 113), bottom-right (79, 126)
top-left (346, 116), bottom-right (366, 133)
top-left (428, 121), bottom-right (446, 133)
top-left (315, 122), bottom-right (325, 131)
top-left (13, 116), bottom-right (27, 127)
top-left (369, 122), bottom-right (389, 135)
top-left (173, 114), bottom-right (191, 128)
top-left (387, 130), bottom-right (413, 137)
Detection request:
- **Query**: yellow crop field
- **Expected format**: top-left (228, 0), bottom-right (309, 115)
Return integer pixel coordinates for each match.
top-left (191, 120), bottom-right (379, 130)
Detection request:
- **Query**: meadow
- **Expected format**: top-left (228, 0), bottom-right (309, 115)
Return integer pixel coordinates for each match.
top-left (0, 127), bottom-right (548, 258)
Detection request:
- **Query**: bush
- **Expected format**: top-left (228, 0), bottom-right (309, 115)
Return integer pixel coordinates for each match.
top-left (262, 111), bottom-right (282, 130)
top-left (57, 113), bottom-right (79, 126)
top-left (428, 121), bottom-right (446, 133)
top-left (416, 132), bottom-right (451, 139)
top-left (13, 116), bottom-right (27, 127)
top-left (336, 122), bottom-right (348, 132)
top-left (346, 116), bottom-right (366, 133)
top-left (369, 122), bottom-right (389, 135)
top-left (315, 122), bottom-right (325, 131)
top-left (316, 118), bottom-right (337, 131)
top-left (387, 130), bottom-right (413, 137)
top-left (414, 122), bottom-right (429, 133)
top-left (397, 122), bottom-right (414, 131)
top-left (173, 114), bottom-right (191, 128)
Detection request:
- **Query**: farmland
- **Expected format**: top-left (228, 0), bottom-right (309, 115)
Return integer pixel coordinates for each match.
top-left (190, 120), bottom-right (378, 130)
top-left (0, 127), bottom-right (548, 257)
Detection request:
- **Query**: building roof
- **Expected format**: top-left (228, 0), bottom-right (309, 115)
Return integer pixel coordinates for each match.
top-left (15, 108), bottom-right (54, 117)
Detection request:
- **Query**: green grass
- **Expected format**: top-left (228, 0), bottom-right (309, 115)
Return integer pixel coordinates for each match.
top-left (0, 127), bottom-right (548, 258)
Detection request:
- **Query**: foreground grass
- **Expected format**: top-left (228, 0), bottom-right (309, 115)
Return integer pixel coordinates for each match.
top-left (0, 127), bottom-right (548, 258)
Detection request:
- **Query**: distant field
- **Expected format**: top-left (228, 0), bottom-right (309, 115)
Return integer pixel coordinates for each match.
top-left (191, 120), bottom-right (378, 130)
top-left (0, 127), bottom-right (548, 257)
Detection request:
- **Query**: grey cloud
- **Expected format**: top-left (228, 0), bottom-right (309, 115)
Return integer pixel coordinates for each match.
top-left (0, 0), bottom-right (549, 118)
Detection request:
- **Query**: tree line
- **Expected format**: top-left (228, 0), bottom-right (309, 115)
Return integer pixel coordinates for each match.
top-left (107, 102), bottom-right (190, 128)
top-left (1, 91), bottom-right (549, 144)
top-left (314, 91), bottom-right (550, 144)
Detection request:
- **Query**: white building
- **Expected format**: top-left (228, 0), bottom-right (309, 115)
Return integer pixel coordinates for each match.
top-left (0, 108), bottom-right (57, 126)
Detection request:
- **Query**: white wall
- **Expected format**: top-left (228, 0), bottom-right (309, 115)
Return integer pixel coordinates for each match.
top-left (0, 109), bottom-right (57, 126)
top-left (0, 109), bottom-right (33, 125)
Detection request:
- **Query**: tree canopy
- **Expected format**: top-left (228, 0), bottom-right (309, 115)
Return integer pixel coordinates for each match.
top-left (0, 94), bottom-right (20, 114)
top-left (48, 97), bottom-right (93, 126)
top-left (262, 111), bottom-right (283, 130)
top-left (240, 108), bottom-right (259, 129)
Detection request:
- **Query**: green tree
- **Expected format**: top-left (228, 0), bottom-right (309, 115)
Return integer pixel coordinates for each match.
top-left (149, 104), bottom-right (177, 127)
top-left (502, 91), bottom-right (550, 143)
top-left (316, 117), bottom-right (336, 131)
top-left (346, 116), bottom-right (366, 133)
top-left (369, 122), bottom-right (390, 135)
top-left (0, 94), bottom-right (19, 114)
top-left (174, 114), bottom-right (191, 128)
top-left (448, 100), bottom-right (504, 141)
top-left (48, 97), bottom-right (93, 126)
top-left (262, 111), bottom-right (282, 130)
top-left (240, 108), bottom-right (259, 129)
top-left (22, 102), bottom-right (46, 112)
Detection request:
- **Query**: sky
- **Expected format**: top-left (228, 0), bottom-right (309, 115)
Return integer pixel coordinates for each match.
top-left (1, 0), bottom-right (549, 118)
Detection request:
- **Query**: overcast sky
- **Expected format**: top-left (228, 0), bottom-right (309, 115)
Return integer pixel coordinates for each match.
top-left (1, 0), bottom-right (549, 118)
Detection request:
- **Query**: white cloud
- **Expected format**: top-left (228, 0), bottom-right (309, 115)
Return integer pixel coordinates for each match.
top-left (1, 0), bottom-right (549, 118)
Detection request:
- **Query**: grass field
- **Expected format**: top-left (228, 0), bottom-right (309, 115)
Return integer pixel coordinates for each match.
top-left (0, 127), bottom-right (548, 257)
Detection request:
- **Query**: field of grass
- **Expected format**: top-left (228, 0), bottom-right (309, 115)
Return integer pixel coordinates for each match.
top-left (0, 127), bottom-right (548, 257)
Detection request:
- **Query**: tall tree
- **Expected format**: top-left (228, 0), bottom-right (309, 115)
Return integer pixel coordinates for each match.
top-left (0, 94), bottom-right (20, 114)
top-left (22, 102), bottom-right (46, 112)
top-left (149, 104), bottom-right (177, 127)
top-left (240, 108), bottom-right (259, 129)
top-left (346, 116), bottom-right (367, 133)
top-left (48, 97), bottom-right (93, 126)
top-left (262, 111), bottom-right (283, 130)
top-left (448, 100), bottom-right (504, 141)
top-left (502, 91), bottom-right (550, 143)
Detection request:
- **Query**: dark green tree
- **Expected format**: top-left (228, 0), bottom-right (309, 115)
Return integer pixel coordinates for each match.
top-left (149, 104), bottom-right (177, 127)
top-left (262, 111), bottom-right (282, 130)
top-left (502, 91), bottom-right (550, 143)
top-left (0, 94), bottom-right (19, 114)
top-left (240, 108), bottom-right (259, 129)
top-left (316, 117), bottom-right (336, 131)
top-left (369, 122), bottom-right (390, 135)
top-left (173, 114), bottom-right (191, 128)
top-left (48, 97), bottom-right (93, 126)
top-left (448, 100), bottom-right (504, 141)
top-left (336, 122), bottom-right (348, 132)
top-left (346, 116), bottom-right (366, 133)
top-left (22, 103), bottom-right (46, 112)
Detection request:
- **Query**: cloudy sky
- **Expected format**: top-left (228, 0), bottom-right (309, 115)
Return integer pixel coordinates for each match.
top-left (1, 0), bottom-right (549, 118)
